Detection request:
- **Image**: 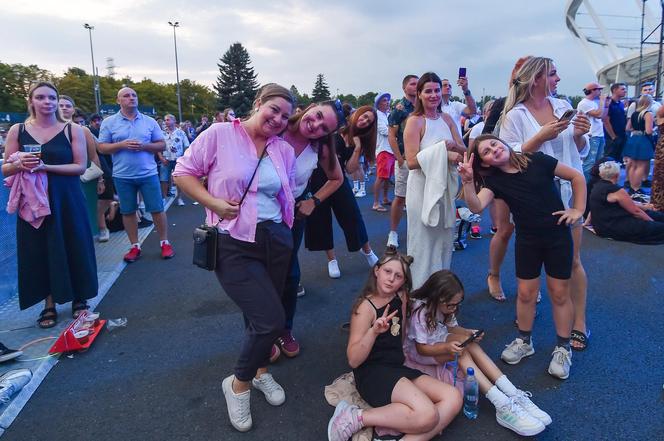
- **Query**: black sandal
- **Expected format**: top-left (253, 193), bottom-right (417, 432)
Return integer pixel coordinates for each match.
top-left (37, 307), bottom-right (58, 329)
top-left (570, 329), bottom-right (590, 351)
top-left (72, 301), bottom-right (89, 319)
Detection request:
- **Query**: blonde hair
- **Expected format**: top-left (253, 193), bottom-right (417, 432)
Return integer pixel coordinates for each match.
top-left (598, 161), bottom-right (621, 180)
top-left (26, 81), bottom-right (66, 123)
top-left (636, 94), bottom-right (654, 119)
top-left (503, 57), bottom-right (554, 119)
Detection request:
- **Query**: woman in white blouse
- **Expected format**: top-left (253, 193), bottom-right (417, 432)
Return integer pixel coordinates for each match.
top-left (499, 57), bottom-right (592, 352)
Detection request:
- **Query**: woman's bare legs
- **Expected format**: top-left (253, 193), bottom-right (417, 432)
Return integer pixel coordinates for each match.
top-left (488, 199), bottom-right (513, 300)
top-left (569, 224), bottom-right (588, 348)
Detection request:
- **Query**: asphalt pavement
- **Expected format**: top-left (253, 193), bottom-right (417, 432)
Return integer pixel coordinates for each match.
top-left (2, 183), bottom-right (663, 441)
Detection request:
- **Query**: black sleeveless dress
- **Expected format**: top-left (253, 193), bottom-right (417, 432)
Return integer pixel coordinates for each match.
top-left (16, 124), bottom-right (98, 309)
top-left (353, 295), bottom-right (423, 408)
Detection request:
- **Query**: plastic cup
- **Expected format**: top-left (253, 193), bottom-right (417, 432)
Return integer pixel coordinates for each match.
top-left (23, 144), bottom-right (42, 158)
top-left (72, 330), bottom-right (90, 344)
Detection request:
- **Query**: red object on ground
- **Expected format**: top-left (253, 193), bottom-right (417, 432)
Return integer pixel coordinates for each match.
top-left (49, 311), bottom-right (106, 354)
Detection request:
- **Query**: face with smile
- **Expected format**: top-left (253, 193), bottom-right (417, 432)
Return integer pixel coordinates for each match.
top-left (58, 98), bottom-right (75, 120)
top-left (254, 97), bottom-right (293, 138)
top-left (477, 137), bottom-right (510, 167)
top-left (356, 110), bottom-right (375, 130)
top-left (298, 104), bottom-right (338, 140)
top-left (419, 81), bottom-right (442, 114)
top-left (30, 86), bottom-right (58, 117)
top-left (374, 259), bottom-right (406, 295)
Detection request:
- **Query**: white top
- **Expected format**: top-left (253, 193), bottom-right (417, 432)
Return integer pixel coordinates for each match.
top-left (469, 121), bottom-right (485, 140)
top-left (292, 144), bottom-right (318, 198)
top-left (376, 109), bottom-right (392, 156)
top-left (576, 98), bottom-right (604, 137)
top-left (441, 100), bottom-right (467, 135)
top-left (499, 96), bottom-right (589, 206)
top-left (256, 156), bottom-right (283, 223)
top-left (627, 100), bottom-right (661, 118)
top-left (162, 128), bottom-right (190, 160)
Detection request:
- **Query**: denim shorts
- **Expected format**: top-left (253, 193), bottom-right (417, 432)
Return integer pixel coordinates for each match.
top-left (113, 174), bottom-right (163, 214)
top-left (158, 160), bottom-right (177, 182)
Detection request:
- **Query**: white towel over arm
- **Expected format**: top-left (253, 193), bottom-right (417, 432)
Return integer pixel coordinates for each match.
top-left (415, 140), bottom-right (459, 229)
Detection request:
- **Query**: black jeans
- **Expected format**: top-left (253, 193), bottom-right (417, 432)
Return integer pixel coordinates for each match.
top-left (215, 221), bottom-right (293, 381)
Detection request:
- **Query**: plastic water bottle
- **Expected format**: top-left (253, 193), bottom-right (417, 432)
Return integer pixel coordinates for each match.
top-left (463, 367), bottom-right (479, 419)
top-left (0, 384), bottom-right (16, 404)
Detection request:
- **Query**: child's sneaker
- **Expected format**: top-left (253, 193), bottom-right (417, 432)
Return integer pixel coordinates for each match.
top-left (511, 390), bottom-right (552, 425)
top-left (495, 399), bottom-right (545, 436)
top-left (328, 400), bottom-right (363, 441)
top-left (501, 338), bottom-right (535, 364)
top-left (548, 346), bottom-right (572, 380)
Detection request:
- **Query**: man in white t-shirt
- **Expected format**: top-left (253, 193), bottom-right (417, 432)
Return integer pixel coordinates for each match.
top-left (626, 81), bottom-right (661, 118)
top-left (577, 82), bottom-right (607, 180)
top-left (373, 92), bottom-right (393, 211)
top-left (440, 76), bottom-right (477, 136)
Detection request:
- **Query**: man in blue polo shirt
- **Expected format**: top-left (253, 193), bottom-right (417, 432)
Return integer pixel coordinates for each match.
top-left (98, 87), bottom-right (174, 262)
top-left (603, 82), bottom-right (627, 162)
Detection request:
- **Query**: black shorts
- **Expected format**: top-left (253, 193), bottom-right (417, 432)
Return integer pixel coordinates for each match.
top-left (515, 228), bottom-right (573, 280)
top-left (98, 176), bottom-right (115, 201)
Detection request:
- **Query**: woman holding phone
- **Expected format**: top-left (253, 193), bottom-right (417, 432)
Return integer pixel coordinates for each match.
top-left (499, 57), bottom-right (591, 353)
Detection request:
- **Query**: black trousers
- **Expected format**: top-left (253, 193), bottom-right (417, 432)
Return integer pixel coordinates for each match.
top-left (215, 221), bottom-right (293, 381)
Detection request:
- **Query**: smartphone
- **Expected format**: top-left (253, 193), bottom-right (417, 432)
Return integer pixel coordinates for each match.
top-left (558, 109), bottom-right (577, 122)
top-left (458, 67), bottom-right (467, 78)
top-left (459, 329), bottom-right (484, 348)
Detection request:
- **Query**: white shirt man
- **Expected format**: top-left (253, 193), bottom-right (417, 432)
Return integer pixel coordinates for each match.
top-left (627, 82), bottom-right (661, 117)
top-left (440, 76), bottom-right (477, 137)
top-left (373, 93), bottom-right (394, 211)
top-left (577, 82), bottom-right (607, 179)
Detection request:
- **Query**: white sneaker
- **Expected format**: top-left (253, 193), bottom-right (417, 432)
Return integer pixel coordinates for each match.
top-left (511, 390), bottom-right (552, 425)
top-left (296, 283), bottom-right (306, 297)
top-left (363, 250), bottom-right (379, 267)
top-left (495, 398), bottom-right (545, 436)
top-left (387, 231), bottom-right (399, 248)
top-left (501, 338), bottom-right (535, 365)
top-left (251, 372), bottom-right (285, 406)
top-left (328, 260), bottom-right (341, 278)
top-left (355, 189), bottom-right (366, 198)
top-left (192, 201), bottom-right (200, 205)
top-left (221, 375), bottom-right (252, 432)
top-left (177, 198), bottom-right (185, 206)
top-left (98, 228), bottom-right (110, 243)
top-left (548, 346), bottom-right (572, 380)
top-left (0, 368), bottom-right (33, 404)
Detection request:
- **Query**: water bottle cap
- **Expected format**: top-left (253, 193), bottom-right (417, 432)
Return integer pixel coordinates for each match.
top-left (467, 367), bottom-right (474, 375)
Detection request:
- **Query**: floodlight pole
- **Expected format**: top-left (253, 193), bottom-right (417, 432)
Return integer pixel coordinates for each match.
top-left (84, 23), bottom-right (100, 113)
top-left (168, 21), bottom-right (183, 124)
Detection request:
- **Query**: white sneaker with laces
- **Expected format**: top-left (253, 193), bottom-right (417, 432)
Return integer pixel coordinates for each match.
top-left (511, 390), bottom-right (552, 425)
top-left (252, 372), bottom-right (285, 406)
top-left (177, 198), bottom-right (185, 206)
top-left (355, 189), bottom-right (366, 198)
top-left (501, 338), bottom-right (535, 364)
top-left (363, 250), bottom-right (379, 267)
top-left (495, 398), bottom-right (546, 436)
top-left (387, 231), bottom-right (399, 248)
top-left (328, 260), bottom-right (341, 278)
top-left (222, 375), bottom-right (252, 432)
top-left (548, 346), bottom-right (572, 380)
top-left (98, 228), bottom-right (110, 243)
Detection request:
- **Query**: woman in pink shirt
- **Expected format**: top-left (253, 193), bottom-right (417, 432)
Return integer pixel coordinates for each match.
top-left (173, 84), bottom-right (296, 433)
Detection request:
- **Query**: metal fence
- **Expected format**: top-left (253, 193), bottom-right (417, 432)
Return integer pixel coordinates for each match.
top-left (0, 161), bottom-right (18, 305)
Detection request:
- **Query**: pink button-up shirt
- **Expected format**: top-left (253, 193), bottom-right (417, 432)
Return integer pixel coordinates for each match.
top-left (173, 120), bottom-right (296, 242)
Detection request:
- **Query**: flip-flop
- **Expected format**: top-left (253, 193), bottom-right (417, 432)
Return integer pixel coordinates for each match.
top-left (570, 329), bottom-right (590, 351)
top-left (372, 205), bottom-right (388, 212)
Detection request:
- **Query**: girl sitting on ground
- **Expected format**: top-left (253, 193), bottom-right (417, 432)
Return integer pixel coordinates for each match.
top-left (405, 269), bottom-right (551, 437)
top-left (327, 247), bottom-right (461, 441)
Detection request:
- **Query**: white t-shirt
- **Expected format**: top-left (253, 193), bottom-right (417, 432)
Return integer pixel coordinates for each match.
top-left (441, 100), bottom-right (467, 136)
top-left (376, 110), bottom-right (392, 156)
top-left (292, 144), bottom-right (318, 198)
top-left (469, 121), bottom-right (485, 141)
top-left (576, 98), bottom-right (604, 137)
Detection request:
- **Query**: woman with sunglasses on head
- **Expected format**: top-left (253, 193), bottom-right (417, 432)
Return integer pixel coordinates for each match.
top-left (173, 84), bottom-right (297, 433)
top-left (499, 57), bottom-right (591, 353)
top-left (274, 99), bottom-right (345, 360)
top-left (404, 72), bottom-right (466, 289)
top-left (304, 105), bottom-right (381, 280)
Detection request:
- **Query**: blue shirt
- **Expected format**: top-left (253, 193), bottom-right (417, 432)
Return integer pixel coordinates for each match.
top-left (99, 111), bottom-right (165, 179)
top-left (605, 99), bottom-right (626, 139)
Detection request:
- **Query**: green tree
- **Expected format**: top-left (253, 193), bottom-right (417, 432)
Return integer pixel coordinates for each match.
top-left (180, 79), bottom-right (217, 122)
top-left (0, 61), bottom-right (53, 112)
top-left (214, 43), bottom-right (259, 117)
top-left (337, 93), bottom-right (358, 108)
top-left (356, 91), bottom-right (378, 107)
top-left (311, 74), bottom-right (331, 102)
top-left (55, 67), bottom-right (96, 113)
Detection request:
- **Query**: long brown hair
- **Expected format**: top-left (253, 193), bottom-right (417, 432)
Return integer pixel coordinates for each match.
top-left (352, 246), bottom-right (414, 314)
top-left (286, 100), bottom-right (342, 170)
top-left (468, 134), bottom-right (531, 191)
top-left (411, 72), bottom-right (442, 117)
top-left (409, 270), bottom-right (464, 331)
top-left (26, 81), bottom-right (66, 123)
top-left (340, 105), bottom-right (377, 162)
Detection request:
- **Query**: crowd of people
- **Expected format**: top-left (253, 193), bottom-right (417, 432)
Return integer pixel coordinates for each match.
top-left (1, 54), bottom-right (663, 440)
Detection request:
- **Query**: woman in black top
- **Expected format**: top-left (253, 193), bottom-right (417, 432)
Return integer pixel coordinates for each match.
top-left (623, 94), bottom-right (655, 196)
top-left (590, 161), bottom-right (664, 244)
top-left (459, 134), bottom-right (586, 380)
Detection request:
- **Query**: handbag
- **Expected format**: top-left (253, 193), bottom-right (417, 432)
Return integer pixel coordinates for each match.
top-left (193, 148), bottom-right (268, 270)
top-left (80, 161), bottom-right (104, 183)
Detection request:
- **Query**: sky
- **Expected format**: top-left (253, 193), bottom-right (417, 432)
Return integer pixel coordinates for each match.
top-left (1, 0), bottom-right (659, 101)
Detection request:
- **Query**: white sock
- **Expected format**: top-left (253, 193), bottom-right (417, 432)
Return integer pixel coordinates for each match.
top-left (359, 182), bottom-right (366, 191)
top-left (353, 180), bottom-right (359, 191)
top-left (160, 240), bottom-right (170, 246)
top-left (486, 385), bottom-right (510, 407)
top-left (132, 243), bottom-right (141, 249)
top-left (495, 375), bottom-right (519, 397)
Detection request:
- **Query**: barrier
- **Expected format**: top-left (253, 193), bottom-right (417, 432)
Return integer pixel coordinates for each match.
top-left (0, 160), bottom-right (18, 306)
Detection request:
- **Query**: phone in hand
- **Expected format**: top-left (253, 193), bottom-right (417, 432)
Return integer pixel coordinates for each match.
top-left (558, 109), bottom-right (577, 123)
top-left (459, 329), bottom-right (484, 348)
top-left (458, 67), bottom-right (467, 78)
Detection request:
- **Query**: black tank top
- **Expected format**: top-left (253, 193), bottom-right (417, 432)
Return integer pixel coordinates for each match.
top-left (361, 295), bottom-right (406, 366)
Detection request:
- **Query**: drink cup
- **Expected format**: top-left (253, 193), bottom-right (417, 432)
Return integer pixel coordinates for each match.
top-left (72, 329), bottom-right (90, 344)
top-left (23, 144), bottom-right (42, 158)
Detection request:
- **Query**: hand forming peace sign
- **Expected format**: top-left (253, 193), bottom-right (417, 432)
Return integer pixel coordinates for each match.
top-left (372, 304), bottom-right (399, 335)
top-left (457, 151), bottom-right (475, 184)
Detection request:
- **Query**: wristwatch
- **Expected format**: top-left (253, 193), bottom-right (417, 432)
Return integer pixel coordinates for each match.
top-left (463, 89), bottom-right (472, 97)
top-left (312, 195), bottom-right (321, 206)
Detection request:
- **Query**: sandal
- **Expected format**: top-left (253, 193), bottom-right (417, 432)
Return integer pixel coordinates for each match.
top-left (72, 301), bottom-right (89, 319)
top-left (37, 307), bottom-right (58, 329)
top-left (487, 272), bottom-right (507, 302)
top-left (372, 204), bottom-right (388, 212)
top-left (570, 329), bottom-right (590, 351)
top-left (382, 199), bottom-right (392, 206)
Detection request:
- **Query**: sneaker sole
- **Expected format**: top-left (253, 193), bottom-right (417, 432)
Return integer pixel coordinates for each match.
top-left (280, 347), bottom-right (300, 358)
top-left (501, 348), bottom-right (535, 365)
top-left (547, 366), bottom-right (570, 380)
top-left (496, 415), bottom-right (545, 437)
top-left (327, 401), bottom-right (350, 441)
top-left (162, 253), bottom-right (175, 259)
top-left (221, 376), bottom-right (252, 432)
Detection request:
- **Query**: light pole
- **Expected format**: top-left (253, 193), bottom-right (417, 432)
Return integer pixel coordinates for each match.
top-left (168, 21), bottom-right (183, 124)
top-left (83, 23), bottom-right (100, 113)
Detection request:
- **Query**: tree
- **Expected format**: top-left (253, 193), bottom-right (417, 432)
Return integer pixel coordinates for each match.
top-left (214, 43), bottom-right (259, 117)
top-left (337, 93), bottom-right (358, 108)
top-left (0, 61), bottom-right (53, 112)
top-left (289, 84), bottom-right (311, 108)
top-left (311, 74), bottom-right (331, 102)
top-left (356, 91), bottom-right (378, 107)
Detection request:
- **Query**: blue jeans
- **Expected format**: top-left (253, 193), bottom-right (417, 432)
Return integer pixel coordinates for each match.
top-left (113, 175), bottom-right (164, 214)
top-left (282, 217), bottom-right (305, 330)
top-left (582, 136), bottom-right (605, 181)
